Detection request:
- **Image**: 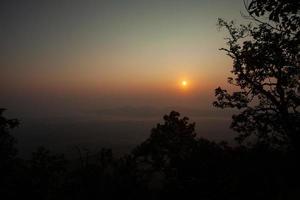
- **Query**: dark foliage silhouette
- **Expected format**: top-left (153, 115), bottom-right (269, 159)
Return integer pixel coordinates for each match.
top-left (133, 111), bottom-right (196, 171)
top-left (0, 108), bottom-right (19, 164)
top-left (132, 111), bottom-right (198, 198)
top-left (0, 108), bottom-right (20, 198)
top-left (27, 147), bottom-right (67, 199)
top-left (1, 109), bottom-right (300, 199)
top-left (213, 0), bottom-right (300, 149)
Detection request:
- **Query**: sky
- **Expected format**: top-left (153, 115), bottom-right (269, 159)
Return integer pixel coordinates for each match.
top-left (0, 0), bottom-right (247, 156)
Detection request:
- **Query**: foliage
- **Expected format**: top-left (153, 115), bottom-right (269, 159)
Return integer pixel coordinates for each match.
top-left (214, 0), bottom-right (300, 148)
top-left (1, 110), bottom-right (300, 199)
top-left (27, 147), bottom-right (67, 198)
top-left (0, 108), bottom-right (19, 163)
top-left (133, 111), bottom-right (196, 170)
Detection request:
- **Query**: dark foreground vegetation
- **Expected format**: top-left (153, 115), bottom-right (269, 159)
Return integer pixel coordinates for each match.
top-left (1, 109), bottom-right (300, 200)
top-left (1, 0), bottom-right (299, 199)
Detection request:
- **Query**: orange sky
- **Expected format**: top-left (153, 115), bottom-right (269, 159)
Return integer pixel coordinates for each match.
top-left (1, 0), bottom-right (245, 117)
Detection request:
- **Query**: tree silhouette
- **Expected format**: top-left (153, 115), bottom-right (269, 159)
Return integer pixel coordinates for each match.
top-left (214, 0), bottom-right (300, 149)
top-left (0, 108), bottom-right (19, 167)
top-left (28, 146), bottom-right (67, 199)
top-left (133, 111), bottom-right (197, 171)
top-left (131, 111), bottom-right (199, 197)
top-left (0, 109), bottom-right (20, 198)
top-left (1, 108), bottom-right (299, 199)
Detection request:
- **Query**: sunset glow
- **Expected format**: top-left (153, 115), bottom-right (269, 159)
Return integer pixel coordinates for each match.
top-left (178, 79), bottom-right (190, 91)
top-left (0, 0), bottom-right (244, 150)
top-left (1, 0), bottom-right (294, 197)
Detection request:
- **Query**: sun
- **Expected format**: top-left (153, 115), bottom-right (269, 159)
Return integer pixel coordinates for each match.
top-left (180, 80), bottom-right (189, 90)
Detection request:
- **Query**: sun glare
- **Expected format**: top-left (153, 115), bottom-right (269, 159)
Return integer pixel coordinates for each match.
top-left (180, 80), bottom-right (189, 90)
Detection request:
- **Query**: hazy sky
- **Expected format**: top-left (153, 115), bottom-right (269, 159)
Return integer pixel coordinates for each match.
top-left (1, 0), bottom-right (247, 154)
top-left (1, 0), bottom-right (246, 111)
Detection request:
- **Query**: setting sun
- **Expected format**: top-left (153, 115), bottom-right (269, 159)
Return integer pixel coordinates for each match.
top-left (179, 79), bottom-right (189, 90)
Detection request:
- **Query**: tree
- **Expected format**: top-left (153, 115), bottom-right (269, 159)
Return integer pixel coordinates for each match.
top-left (133, 111), bottom-right (197, 170)
top-left (0, 108), bottom-right (19, 166)
top-left (213, 0), bottom-right (300, 149)
top-left (0, 108), bottom-right (20, 198)
top-left (131, 111), bottom-right (197, 195)
top-left (27, 147), bottom-right (67, 199)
